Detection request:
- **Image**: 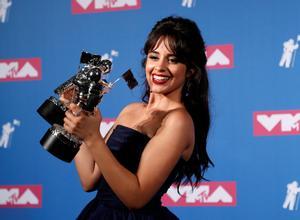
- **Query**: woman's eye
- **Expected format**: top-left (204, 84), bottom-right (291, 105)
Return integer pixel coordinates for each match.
top-left (148, 55), bottom-right (158, 60)
top-left (169, 57), bottom-right (178, 63)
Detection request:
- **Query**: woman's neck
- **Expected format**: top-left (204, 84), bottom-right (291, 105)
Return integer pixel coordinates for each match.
top-left (146, 92), bottom-right (184, 112)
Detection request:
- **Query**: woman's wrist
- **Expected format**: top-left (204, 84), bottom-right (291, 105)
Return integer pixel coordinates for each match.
top-left (83, 132), bottom-right (104, 148)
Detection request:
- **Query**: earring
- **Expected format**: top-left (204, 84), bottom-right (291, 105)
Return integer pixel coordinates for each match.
top-left (184, 81), bottom-right (191, 97)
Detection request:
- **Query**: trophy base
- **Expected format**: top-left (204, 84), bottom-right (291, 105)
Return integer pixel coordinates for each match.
top-left (40, 125), bottom-right (81, 163)
top-left (37, 96), bottom-right (67, 126)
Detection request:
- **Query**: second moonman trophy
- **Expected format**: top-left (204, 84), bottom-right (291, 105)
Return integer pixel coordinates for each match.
top-left (37, 51), bottom-right (138, 163)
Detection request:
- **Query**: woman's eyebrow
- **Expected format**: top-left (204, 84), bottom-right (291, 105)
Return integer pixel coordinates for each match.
top-left (149, 51), bottom-right (158, 54)
top-left (149, 50), bottom-right (175, 56)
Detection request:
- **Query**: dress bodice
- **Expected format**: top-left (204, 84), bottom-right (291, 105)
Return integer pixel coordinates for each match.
top-left (77, 125), bottom-right (182, 220)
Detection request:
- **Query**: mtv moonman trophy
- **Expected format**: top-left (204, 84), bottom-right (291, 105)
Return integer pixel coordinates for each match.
top-left (37, 51), bottom-right (138, 163)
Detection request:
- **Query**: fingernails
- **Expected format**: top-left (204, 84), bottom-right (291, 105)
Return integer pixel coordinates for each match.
top-left (72, 109), bottom-right (82, 117)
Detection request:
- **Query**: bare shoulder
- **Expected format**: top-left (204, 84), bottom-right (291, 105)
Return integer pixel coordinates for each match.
top-left (165, 108), bottom-right (195, 160)
top-left (157, 107), bottom-right (195, 146)
top-left (115, 102), bottom-right (145, 125)
top-left (153, 107), bottom-right (195, 161)
top-left (119, 102), bottom-right (145, 116)
top-left (163, 108), bottom-right (194, 131)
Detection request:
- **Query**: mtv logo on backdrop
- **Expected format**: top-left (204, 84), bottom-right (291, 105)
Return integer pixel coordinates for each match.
top-left (72, 0), bottom-right (141, 14)
top-left (100, 118), bottom-right (115, 137)
top-left (162, 181), bottom-right (237, 206)
top-left (254, 110), bottom-right (300, 136)
top-left (0, 0), bottom-right (12, 23)
top-left (0, 185), bottom-right (42, 208)
top-left (206, 44), bottom-right (234, 69)
top-left (0, 58), bottom-right (41, 82)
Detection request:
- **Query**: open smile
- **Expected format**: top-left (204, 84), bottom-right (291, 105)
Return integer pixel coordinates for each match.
top-left (152, 74), bottom-right (171, 84)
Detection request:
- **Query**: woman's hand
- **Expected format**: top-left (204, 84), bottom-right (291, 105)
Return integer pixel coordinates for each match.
top-left (63, 103), bottom-right (103, 143)
top-left (135, 92), bottom-right (171, 137)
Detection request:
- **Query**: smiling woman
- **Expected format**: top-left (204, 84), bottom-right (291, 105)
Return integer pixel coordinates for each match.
top-left (61, 15), bottom-right (213, 220)
top-left (141, 15), bottom-right (213, 196)
top-left (145, 37), bottom-right (187, 101)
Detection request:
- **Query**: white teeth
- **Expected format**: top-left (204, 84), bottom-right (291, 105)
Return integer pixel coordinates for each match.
top-left (153, 75), bottom-right (169, 81)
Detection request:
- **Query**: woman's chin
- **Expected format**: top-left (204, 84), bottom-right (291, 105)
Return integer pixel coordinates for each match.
top-left (150, 89), bottom-right (165, 94)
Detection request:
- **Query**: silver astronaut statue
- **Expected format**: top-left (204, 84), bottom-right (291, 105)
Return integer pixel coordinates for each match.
top-left (37, 51), bottom-right (137, 162)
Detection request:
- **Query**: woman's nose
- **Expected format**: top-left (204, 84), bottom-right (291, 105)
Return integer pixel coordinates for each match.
top-left (154, 58), bottom-right (167, 72)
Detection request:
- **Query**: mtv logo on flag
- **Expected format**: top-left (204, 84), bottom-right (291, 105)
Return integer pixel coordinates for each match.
top-left (0, 185), bottom-right (42, 208)
top-left (0, 58), bottom-right (41, 82)
top-left (206, 44), bottom-right (234, 69)
top-left (72, 0), bottom-right (141, 14)
top-left (254, 110), bottom-right (300, 136)
top-left (162, 181), bottom-right (237, 206)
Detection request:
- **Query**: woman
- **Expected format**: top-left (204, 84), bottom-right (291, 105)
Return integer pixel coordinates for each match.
top-left (63, 16), bottom-right (213, 220)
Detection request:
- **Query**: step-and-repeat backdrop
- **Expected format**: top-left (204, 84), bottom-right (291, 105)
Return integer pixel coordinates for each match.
top-left (1, 1), bottom-right (300, 219)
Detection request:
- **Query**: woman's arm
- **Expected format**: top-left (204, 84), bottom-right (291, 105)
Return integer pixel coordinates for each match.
top-left (72, 117), bottom-right (120, 192)
top-left (73, 143), bottom-right (101, 192)
top-left (60, 89), bottom-right (104, 192)
top-left (69, 104), bottom-right (131, 192)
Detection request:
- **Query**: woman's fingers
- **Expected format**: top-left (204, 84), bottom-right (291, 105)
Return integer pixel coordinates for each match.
top-left (68, 103), bottom-right (83, 117)
top-left (64, 111), bottom-right (77, 132)
top-left (63, 104), bottom-right (102, 141)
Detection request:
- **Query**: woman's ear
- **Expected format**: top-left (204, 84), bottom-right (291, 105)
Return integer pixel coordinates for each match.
top-left (186, 68), bottom-right (195, 78)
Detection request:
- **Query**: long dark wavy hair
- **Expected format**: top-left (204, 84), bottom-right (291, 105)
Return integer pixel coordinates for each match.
top-left (141, 16), bottom-right (213, 187)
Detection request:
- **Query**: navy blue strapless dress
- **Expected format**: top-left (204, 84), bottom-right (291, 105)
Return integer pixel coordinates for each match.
top-left (77, 125), bottom-right (182, 220)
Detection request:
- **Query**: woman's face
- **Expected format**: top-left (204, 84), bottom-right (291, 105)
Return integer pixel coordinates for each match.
top-left (145, 37), bottom-right (187, 101)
